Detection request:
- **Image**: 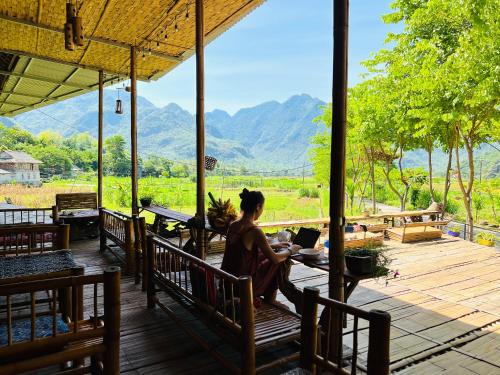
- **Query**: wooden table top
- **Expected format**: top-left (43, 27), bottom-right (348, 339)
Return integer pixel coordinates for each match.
top-left (141, 205), bottom-right (193, 223)
top-left (291, 253), bottom-right (374, 282)
top-left (58, 209), bottom-right (99, 219)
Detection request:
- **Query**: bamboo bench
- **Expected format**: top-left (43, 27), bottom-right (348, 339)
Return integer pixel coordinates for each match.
top-left (54, 193), bottom-right (99, 240)
top-left (146, 235), bottom-right (302, 374)
top-left (0, 267), bottom-right (121, 374)
top-left (99, 208), bottom-right (137, 275)
top-left (0, 223), bottom-right (70, 257)
top-left (0, 206), bottom-right (57, 225)
top-left (290, 287), bottom-right (391, 375)
top-left (386, 220), bottom-right (449, 243)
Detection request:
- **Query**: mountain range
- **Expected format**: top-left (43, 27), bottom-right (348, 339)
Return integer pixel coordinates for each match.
top-left (1, 91), bottom-right (498, 176)
top-left (1, 91), bottom-right (327, 169)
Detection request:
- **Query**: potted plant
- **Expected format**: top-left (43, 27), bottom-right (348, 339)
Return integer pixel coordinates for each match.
top-left (447, 225), bottom-right (461, 237)
top-left (140, 196), bottom-right (153, 207)
top-left (476, 232), bottom-right (497, 247)
top-left (344, 244), bottom-right (392, 277)
top-left (207, 192), bottom-right (238, 231)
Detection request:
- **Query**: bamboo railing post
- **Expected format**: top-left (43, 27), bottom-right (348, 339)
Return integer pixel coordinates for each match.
top-left (59, 224), bottom-right (70, 249)
top-left (124, 218), bottom-right (135, 275)
top-left (103, 266), bottom-right (121, 375)
top-left (367, 309), bottom-right (391, 375)
top-left (195, 0), bottom-right (206, 260)
top-left (99, 207), bottom-right (106, 253)
top-left (146, 234), bottom-right (156, 308)
top-left (98, 70), bottom-right (104, 208)
top-left (329, 0), bottom-right (349, 361)
top-left (130, 46), bottom-right (138, 215)
top-left (300, 287), bottom-right (319, 372)
top-left (51, 205), bottom-right (59, 223)
top-left (138, 216), bottom-right (148, 291)
top-left (238, 276), bottom-right (255, 375)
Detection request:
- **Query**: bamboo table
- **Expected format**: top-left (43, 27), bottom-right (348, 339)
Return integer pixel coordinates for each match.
top-left (58, 209), bottom-right (100, 241)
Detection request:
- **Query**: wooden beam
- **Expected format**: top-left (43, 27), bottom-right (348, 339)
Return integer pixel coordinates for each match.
top-left (0, 13), bottom-right (182, 63)
top-left (98, 70), bottom-right (104, 208)
top-left (195, 0), bottom-right (206, 259)
top-left (328, 0), bottom-right (349, 362)
top-left (130, 46), bottom-right (139, 215)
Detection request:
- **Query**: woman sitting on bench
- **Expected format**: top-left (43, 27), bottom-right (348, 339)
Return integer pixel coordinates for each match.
top-left (221, 188), bottom-right (299, 304)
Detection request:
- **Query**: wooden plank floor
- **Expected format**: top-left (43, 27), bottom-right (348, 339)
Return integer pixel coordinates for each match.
top-left (70, 235), bottom-right (500, 374)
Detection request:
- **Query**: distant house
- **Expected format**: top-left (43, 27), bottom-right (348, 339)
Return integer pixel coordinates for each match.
top-left (0, 150), bottom-right (42, 186)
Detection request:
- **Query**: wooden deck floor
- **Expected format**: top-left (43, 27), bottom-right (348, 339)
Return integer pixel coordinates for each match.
top-left (70, 235), bottom-right (500, 374)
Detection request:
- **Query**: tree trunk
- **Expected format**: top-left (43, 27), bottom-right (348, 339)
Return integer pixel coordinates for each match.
top-left (454, 129), bottom-right (475, 241)
top-left (427, 139), bottom-right (435, 202)
top-left (371, 161), bottom-right (376, 213)
top-left (382, 158), bottom-right (404, 211)
top-left (442, 146), bottom-right (453, 220)
top-left (397, 146), bottom-right (409, 211)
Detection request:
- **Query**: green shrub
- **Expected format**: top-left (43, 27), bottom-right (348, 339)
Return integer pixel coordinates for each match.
top-left (298, 188), bottom-right (310, 198)
top-left (309, 188), bottom-right (320, 198)
top-left (416, 189), bottom-right (432, 209)
top-left (444, 199), bottom-right (459, 215)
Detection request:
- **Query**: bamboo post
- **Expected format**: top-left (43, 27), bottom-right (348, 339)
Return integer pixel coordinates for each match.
top-left (367, 309), bottom-right (391, 375)
top-left (99, 207), bottom-right (106, 253)
top-left (51, 205), bottom-right (59, 223)
top-left (124, 218), bottom-right (135, 275)
top-left (130, 46), bottom-right (138, 215)
top-left (146, 234), bottom-right (156, 308)
top-left (103, 266), bottom-right (121, 375)
top-left (300, 287), bottom-right (319, 372)
top-left (329, 0), bottom-right (349, 361)
top-left (195, 0), bottom-right (206, 260)
top-left (238, 276), bottom-right (255, 375)
top-left (138, 216), bottom-right (148, 291)
top-left (58, 224), bottom-right (70, 249)
top-left (98, 70), bottom-right (104, 208)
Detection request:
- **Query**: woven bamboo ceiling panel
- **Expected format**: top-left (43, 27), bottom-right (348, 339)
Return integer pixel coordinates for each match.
top-left (0, 0), bottom-right (265, 116)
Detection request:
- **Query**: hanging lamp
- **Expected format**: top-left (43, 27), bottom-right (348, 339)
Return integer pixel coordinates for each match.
top-left (115, 87), bottom-right (123, 114)
top-left (205, 156), bottom-right (217, 171)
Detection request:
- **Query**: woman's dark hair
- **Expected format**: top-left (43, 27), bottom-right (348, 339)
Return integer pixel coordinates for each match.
top-left (239, 188), bottom-right (265, 213)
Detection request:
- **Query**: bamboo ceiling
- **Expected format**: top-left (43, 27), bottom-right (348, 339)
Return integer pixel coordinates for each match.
top-left (0, 0), bottom-right (265, 116)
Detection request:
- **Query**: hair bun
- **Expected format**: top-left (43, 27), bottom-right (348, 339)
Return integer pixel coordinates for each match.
top-left (239, 188), bottom-right (250, 199)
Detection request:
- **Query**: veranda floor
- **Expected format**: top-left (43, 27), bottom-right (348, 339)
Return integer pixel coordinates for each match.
top-left (66, 235), bottom-right (499, 374)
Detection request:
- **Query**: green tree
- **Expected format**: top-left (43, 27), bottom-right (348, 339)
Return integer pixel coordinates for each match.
top-left (104, 135), bottom-right (131, 176)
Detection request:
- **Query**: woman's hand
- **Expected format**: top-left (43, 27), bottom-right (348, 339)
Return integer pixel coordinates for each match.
top-left (271, 241), bottom-right (291, 250)
top-left (289, 244), bottom-right (302, 255)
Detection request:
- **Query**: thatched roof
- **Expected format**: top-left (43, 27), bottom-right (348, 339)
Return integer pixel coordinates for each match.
top-left (0, 0), bottom-right (265, 116)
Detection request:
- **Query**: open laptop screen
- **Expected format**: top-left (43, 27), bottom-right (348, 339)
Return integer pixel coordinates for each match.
top-left (293, 227), bottom-right (321, 248)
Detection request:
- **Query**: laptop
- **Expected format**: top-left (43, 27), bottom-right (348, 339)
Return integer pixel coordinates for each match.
top-left (292, 227), bottom-right (321, 249)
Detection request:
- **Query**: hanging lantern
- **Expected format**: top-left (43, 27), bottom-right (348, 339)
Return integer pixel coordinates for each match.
top-left (72, 15), bottom-right (84, 46)
top-left (205, 156), bottom-right (217, 171)
top-left (115, 88), bottom-right (123, 114)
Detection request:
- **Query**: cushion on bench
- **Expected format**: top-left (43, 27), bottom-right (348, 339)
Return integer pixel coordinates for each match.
top-left (0, 315), bottom-right (69, 346)
top-left (0, 250), bottom-right (76, 280)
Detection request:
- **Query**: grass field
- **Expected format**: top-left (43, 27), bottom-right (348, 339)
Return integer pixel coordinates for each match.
top-left (0, 174), bottom-right (498, 226)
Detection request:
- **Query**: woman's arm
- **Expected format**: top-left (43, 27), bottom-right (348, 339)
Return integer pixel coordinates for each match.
top-left (253, 228), bottom-right (290, 265)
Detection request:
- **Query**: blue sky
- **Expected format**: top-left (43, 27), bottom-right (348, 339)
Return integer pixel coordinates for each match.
top-left (138, 0), bottom-right (400, 114)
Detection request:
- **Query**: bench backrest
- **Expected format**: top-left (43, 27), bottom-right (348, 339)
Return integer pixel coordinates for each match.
top-left (100, 208), bottom-right (134, 246)
top-left (300, 287), bottom-right (391, 375)
top-left (0, 267), bottom-right (120, 374)
top-left (0, 207), bottom-right (57, 225)
top-left (403, 220), bottom-right (449, 228)
top-left (147, 235), bottom-right (252, 335)
top-left (0, 223), bottom-right (70, 256)
top-left (56, 193), bottom-right (97, 211)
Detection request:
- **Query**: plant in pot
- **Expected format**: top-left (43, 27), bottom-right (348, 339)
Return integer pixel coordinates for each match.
top-left (207, 192), bottom-right (238, 232)
top-left (344, 243), bottom-right (392, 277)
top-left (447, 225), bottom-right (461, 237)
top-left (476, 232), bottom-right (497, 247)
top-left (140, 196), bottom-right (153, 207)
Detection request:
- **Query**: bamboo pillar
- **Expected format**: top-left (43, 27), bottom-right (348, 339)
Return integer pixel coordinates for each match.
top-left (195, 0), bottom-right (206, 259)
top-left (97, 70), bottom-right (104, 208)
top-left (329, 0), bottom-right (349, 360)
top-left (130, 46), bottom-right (139, 215)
